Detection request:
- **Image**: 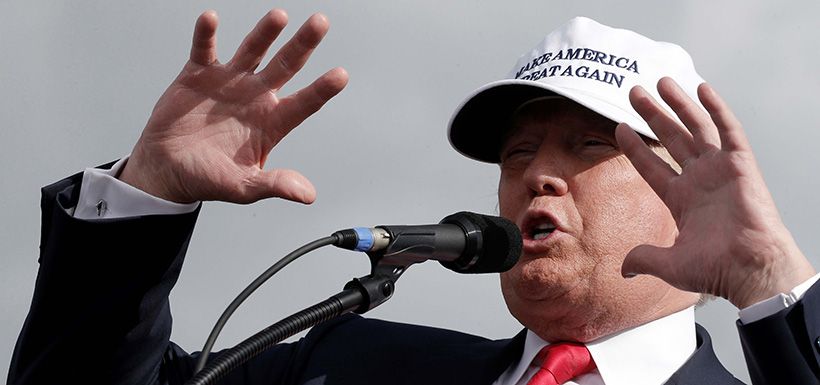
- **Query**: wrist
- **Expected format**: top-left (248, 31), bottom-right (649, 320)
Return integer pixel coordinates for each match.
top-left (118, 148), bottom-right (194, 204)
top-left (731, 235), bottom-right (815, 309)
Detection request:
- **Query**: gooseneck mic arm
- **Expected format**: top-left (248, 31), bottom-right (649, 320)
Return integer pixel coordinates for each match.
top-left (185, 212), bottom-right (521, 385)
top-left (192, 236), bottom-right (339, 374)
top-left (186, 264), bottom-right (405, 385)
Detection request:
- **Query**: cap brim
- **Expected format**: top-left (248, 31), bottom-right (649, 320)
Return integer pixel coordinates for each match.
top-left (448, 79), bottom-right (657, 163)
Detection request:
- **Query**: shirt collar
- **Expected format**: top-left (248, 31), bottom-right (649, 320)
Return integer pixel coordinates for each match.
top-left (501, 306), bottom-right (695, 385)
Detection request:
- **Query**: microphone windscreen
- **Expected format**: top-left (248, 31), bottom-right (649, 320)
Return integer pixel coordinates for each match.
top-left (439, 212), bottom-right (522, 274)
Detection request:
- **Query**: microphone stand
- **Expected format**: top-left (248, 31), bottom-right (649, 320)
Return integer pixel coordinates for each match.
top-left (185, 259), bottom-right (408, 385)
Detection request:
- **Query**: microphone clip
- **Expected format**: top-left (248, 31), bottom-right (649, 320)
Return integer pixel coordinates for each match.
top-left (342, 263), bottom-right (405, 314)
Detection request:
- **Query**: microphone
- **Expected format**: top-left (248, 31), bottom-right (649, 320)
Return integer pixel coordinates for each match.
top-left (332, 212), bottom-right (522, 274)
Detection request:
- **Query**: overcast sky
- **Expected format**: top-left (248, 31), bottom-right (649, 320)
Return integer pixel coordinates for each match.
top-left (3, 1), bottom-right (820, 382)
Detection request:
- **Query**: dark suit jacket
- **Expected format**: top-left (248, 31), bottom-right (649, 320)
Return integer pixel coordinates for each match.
top-left (7, 170), bottom-right (820, 384)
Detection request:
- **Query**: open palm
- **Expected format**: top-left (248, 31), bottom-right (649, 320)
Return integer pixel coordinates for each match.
top-left (616, 78), bottom-right (815, 308)
top-left (120, 10), bottom-right (348, 204)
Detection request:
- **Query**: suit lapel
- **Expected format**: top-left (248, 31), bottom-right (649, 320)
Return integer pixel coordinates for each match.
top-left (432, 328), bottom-right (527, 385)
top-left (664, 324), bottom-right (743, 384)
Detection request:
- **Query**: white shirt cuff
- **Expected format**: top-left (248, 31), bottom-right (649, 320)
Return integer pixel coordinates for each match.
top-left (738, 272), bottom-right (820, 324)
top-left (73, 157), bottom-right (200, 220)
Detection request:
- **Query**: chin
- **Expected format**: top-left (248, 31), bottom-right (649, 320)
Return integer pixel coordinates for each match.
top-left (502, 286), bottom-right (628, 343)
top-left (504, 296), bottom-right (609, 343)
top-left (501, 271), bottom-right (600, 340)
top-left (501, 256), bottom-right (586, 302)
top-left (502, 271), bottom-right (700, 343)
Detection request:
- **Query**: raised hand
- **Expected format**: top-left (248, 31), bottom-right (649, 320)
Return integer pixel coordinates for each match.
top-left (616, 77), bottom-right (815, 309)
top-left (119, 10), bottom-right (348, 204)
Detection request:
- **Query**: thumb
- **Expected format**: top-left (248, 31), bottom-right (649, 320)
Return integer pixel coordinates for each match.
top-left (244, 168), bottom-right (317, 204)
top-left (621, 244), bottom-right (674, 279)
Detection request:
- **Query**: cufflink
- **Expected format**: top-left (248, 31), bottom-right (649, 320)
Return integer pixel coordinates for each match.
top-left (96, 199), bottom-right (108, 217)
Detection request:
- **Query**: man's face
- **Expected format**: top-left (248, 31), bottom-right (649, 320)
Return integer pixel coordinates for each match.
top-left (497, 98), bottom-right (691, 342)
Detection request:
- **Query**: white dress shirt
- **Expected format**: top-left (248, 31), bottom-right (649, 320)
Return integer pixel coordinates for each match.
top-left (495, 307), bottom-right (696, 385)
top-left (73, 159), bottom-right (820, 384)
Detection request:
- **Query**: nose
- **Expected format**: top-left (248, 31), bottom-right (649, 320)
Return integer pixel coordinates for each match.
top-left (522, 151), bottom-right (569, 196)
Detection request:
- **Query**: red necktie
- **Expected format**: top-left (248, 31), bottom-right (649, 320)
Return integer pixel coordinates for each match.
top-left (526, 342), bottom-right (596, 385)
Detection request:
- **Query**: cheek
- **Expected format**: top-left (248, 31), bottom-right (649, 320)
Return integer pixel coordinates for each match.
top-left (629, 189), bottom-right (677, 247)
top-left (498, 172), bottom-right (524, 218)
top-left (613, 169), bottom-right (677, 246)
top-left (573, 163), bottom-right (675, 256)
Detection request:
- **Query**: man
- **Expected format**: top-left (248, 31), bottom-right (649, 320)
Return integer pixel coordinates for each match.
top-left (8, 9), bottom-right (819, 385)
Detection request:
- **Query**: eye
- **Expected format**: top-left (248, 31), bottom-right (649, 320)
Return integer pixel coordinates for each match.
top-left (583, 138), bottom-right (609, 147)
top-left (500, 144), bottom-right (535, 163)
top-left (574, 135), bottom-right (618, 160)
top-left (578, 135), bottom-right (618, 149)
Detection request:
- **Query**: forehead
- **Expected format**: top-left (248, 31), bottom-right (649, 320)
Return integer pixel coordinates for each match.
top-left (505, 98), bottom-right (616, 139)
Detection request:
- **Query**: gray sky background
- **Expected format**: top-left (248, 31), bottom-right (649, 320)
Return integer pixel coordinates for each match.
top-left (3, 1), bottom-right (819, 382)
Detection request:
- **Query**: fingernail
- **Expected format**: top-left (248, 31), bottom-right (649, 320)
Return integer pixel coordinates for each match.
top-left (623, 272), bottom-right (637, 278)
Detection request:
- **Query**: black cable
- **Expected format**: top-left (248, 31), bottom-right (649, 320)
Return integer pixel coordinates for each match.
top-left (185, 289), bottom-right (364, 385)
top-left (193, 235), bottom-right (339, 373)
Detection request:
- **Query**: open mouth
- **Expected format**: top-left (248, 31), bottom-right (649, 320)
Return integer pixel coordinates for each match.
top-left (531, 223), bottom-right (556, 240)
top-left (528, 221), bottom-right (557, 240)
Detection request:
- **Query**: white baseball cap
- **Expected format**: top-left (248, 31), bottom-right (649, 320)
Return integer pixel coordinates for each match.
top-left (448, 16), bottom-right (706, 163)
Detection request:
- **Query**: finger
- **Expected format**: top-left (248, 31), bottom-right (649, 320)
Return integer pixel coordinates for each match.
top-left (275, 67), bottom-right (349, 132)
top-left (616, 123), bottom-right (677, 198)
top-left (657, 77), bottom-right (721, 150)
top-left (190, 10), bottom-right (219, 65)
top-left (228, 9), bottom-right (289, 72)
top-left (244, 168), bottom-right (317, 204)
top-left (697, 83), bottom-right (751, 152)
top-left (629, 86), bottom-right (697, 165)
top-left (621, 244), bottom-right (674, 279)
top-left (259, 13), bottom-right (330, 90)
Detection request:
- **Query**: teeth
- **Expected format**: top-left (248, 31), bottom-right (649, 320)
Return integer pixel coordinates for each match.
top-left (533, 232), bottom-right (550, 240)
top-left (534, 223), bottom-right (556, 231)
top-left (531, 222), bottom-right (556, 240)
